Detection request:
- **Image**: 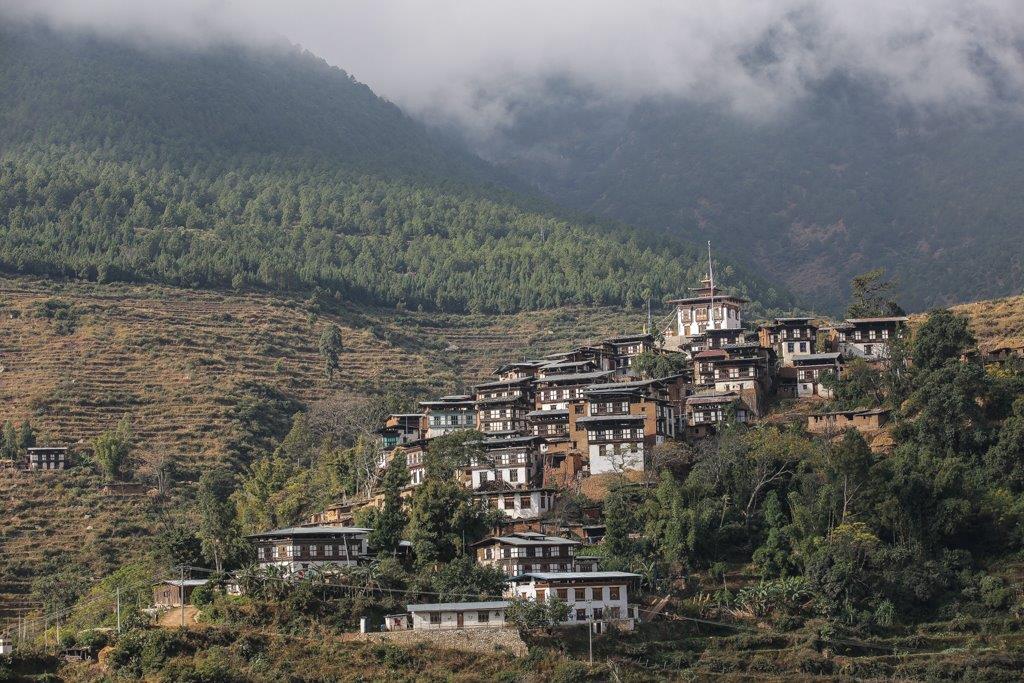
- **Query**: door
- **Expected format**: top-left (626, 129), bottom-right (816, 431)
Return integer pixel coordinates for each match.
top-left (456, 612), bottom-right (464, 628)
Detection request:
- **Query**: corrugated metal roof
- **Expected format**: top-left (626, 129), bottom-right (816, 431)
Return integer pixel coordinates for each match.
top-left (407, 600), bottom-right (510, 612)
top-left (247, 525), bottom-right (371, 538)
top-left (510, 571), bottom-right (640, 581)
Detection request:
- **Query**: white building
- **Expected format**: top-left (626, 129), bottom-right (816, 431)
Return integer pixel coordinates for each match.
top-left (0, 637), bottom-right (12, 655)
top-left (472, 532), bottom-right (581, 576)
top-left (663, 276), bottom-right (747, 350)
top-left (473, 488), bottom-right (556, 520)
top-left (247, 526), bottom-right (371, 574)
top-left (507, 571), bottom-right (641, 631)
top-left (419, 395), bottom-right (477, 438)
top-left (398, 601), bottom-right (511, 630)
top-left (469, 436), bottom-right (541, 489)
top-left (836, 317), bottom-right (908, 361)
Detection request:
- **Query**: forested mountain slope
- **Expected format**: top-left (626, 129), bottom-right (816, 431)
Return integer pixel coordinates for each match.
top-left (0, 24), bottom-right (793, 315)
top-left (476, 80), bottom-right (1024, 312)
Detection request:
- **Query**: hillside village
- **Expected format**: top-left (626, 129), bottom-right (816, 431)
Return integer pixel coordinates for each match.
top-left (0, 266), bottom-right (1021, 680)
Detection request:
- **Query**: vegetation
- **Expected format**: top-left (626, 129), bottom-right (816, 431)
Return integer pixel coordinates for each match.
top-left (0, 25), bottom-right (793, 316)
top-left (92, 415), bottom-right (133, 480)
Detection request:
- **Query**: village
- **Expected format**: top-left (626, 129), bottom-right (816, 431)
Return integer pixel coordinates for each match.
top-left (0, 265), bottom-right (920, 655)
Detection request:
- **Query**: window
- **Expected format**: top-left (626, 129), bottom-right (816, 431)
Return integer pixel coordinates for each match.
top-left (576, 609), bottom-right (587, 621)
top-left (609, 587), bottom-right (620, 600)
top-left (325, 545), bottom-right (333, 557)
top-left (869, 329), bottom-right (877, 340)
top-left (536, 589), bottom-right (546, 603)
top-left (521, 495), bottom-right (531, 508)
top-left (509, 468), bottom-right (519, 483)
top-left (309, 545), bottom-right (317, 557)
top-left (800, 342), bottom-right (808, 352)
top-left (556, 588), bottom-right (568, 600)
top-left (882, 329), bottom-right (889, 339)
top-left (593, 608), bottom-right (604, 620)
top-left (257, 547), bottom-right (265, 560)
top-left (430, 613), bottom-right (441, 625)
top-left (484, 548), bottom-right (493, 560)
top-left (787, 342), bottom-right (794, 352)
top-left (478, 611), bottom-right (489, 623)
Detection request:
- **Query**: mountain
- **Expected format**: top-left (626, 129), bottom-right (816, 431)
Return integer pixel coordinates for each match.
top-left (470, 79), bottom-right (1024, 312)
top-left (0, 23), bottom-right (795, 316)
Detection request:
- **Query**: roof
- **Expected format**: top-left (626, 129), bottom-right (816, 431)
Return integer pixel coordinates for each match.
top-left (666, 293), bottom-right (748, 305)
top-left (510, 571), bottom-right (641, 581)
top-left (811, 407), bottom-right (891, 418)
top-left (603, 333), bottom-right (654, 344)
top-left (475, 377), bottom-right (532, 390)
top-left (792, 352), bottom-right (842, 363)
top-left (574, 414), bottom-right (645, 424)
top-left (407, 600), bottom-right (510, 612)
top-left (158, 579), bottom-right (209, 587)
top-left (472, 533), bottom-right (580, 547)
top-left (26, 446), bottom-right (68, 451)
top-left (585, 378), bottom-right (661, 392)
top-left (694, 349), bottom-right (728, 359)
top-left (845, 316), bottom-right (908, 324)
top-left (419, 396), bottom-right (474, 408)
top-left (535, 370), bottom-right (614, 384)
top-left (526, 409), bottom-right (569, 418)
top-left (247, 525), bottom-right (371, 539)
top-left (483, 435), bottom-right (540, 447)
top-left (475, 395), bottom-right (525, 405)
top-left (686, 391), bottom-right (740, 405)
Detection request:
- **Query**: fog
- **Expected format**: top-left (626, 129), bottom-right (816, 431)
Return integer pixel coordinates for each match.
top-left (5, 0), bottom-right (1024, 134)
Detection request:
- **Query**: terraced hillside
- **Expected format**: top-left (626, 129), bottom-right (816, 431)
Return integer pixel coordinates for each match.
top-left (948, 294), bottom-right (1024, 351)
top-left (0, 276), bottom-right (641, 623)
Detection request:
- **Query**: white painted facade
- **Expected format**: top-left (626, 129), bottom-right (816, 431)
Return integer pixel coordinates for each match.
top-left (588, 443), bottom-right (648, 475)
top-left (507, 572), bottom-right (640, 629)
top-left (403, 601), bottom-right (510, 630)
top-left (474, 489), bottom-right (555, 519)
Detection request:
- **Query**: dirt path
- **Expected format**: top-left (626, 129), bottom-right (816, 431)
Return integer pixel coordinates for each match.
top-left (157, 605), bottom-right (200, 628)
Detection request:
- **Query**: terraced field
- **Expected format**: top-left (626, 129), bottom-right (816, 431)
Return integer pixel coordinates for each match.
top-left (0, 276), bottom-right (641, 625)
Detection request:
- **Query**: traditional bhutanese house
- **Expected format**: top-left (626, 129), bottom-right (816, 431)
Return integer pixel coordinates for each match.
top-left (400, 601), bottom-right (511, 631)
top-left (507, 571), bottom-right (642, 632)
top-left (758, 317), bottom-right (819, 367)
top-left (468, 435), bottom-right (542, 489)
top-left (705, 327), bottom-right (747, 350)
top-left (419, 395), bottom-right (476, 438)
top-left (684, 391), bottom-right (749, 438)
top-left (981, 344), bottom-right (1024, 364)
top-left (542, 346), bottom-right (617, 372)
top-left (711, 356), bottom-right (768, 417)
top-left (26, 446), bottom-right (69, 470)
top-left (791, 352), bottom-right (843, 398)
top-left (602, 333), bottom-right (655, 376)
top-left (662, 275), bottom-right (748, 351)
top-left (493, 360), bottom-right (546, 382)
top-left (534, 369), bottom-right (614, 411)
top-left (153, 579), bottom-right (208, 607)
top-left (835, 317), bottom-right (908, 361)
top-left (248, 526), bottom-right (371, 574)
top-left (378, 414), bottom-right (426, 451)
top-left (308, 498), bottom-right (365, 526)
top-left (473, 487), bottom-right (558, 520)
top-left (807, 407), bottom-right (891, 435)
top-left (693, 349), bottom-right (728, 387)
top-left (474, 376), bottom-right (535, 436)
top-left (574, 379), bottom-right (676, 475)
top-left (472, 532), bottom-right (581, 575)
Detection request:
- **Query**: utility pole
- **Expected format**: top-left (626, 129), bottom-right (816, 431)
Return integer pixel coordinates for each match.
top-left (588, 616), bottom-right (593, 666)
top-left (116, 587), bottom-right (122, 634)
top-left (180, 566), bottom-right (186, 628)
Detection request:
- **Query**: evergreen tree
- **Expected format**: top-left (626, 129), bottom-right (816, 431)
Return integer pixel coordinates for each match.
top-left (319, 324), bottom-right (343, 379)
top-left (197, 468), bottom-right (243, 572)
top-left (368, 450), bottom-right (409, 554)
top-left (846, 268), bottom-right (905, 318)
top-left (17, 420), bottom-right (35, 451)
top-left (603, 488), bottom-right (633, 559)
top-left (0, 421), bottom-right (17, 460)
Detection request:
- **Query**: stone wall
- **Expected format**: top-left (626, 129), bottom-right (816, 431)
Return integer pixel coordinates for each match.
top-left (362, 627), bottom-right (528, 657)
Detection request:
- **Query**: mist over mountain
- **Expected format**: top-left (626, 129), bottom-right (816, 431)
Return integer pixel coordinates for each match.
top-left (464, 79), bottom-right (1024, 312)
top-left (0, 23), bottom-right (795, 315)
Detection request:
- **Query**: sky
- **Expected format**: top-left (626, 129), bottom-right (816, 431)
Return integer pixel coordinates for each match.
top-left (4, 0), bottom-right (1024, 135)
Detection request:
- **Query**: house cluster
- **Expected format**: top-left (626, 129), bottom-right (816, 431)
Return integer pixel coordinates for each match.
top-left (234, 268), bottom-right (908, 635)
top-left (244, 523), bottom-right (642, 633)
top-left (376, 274), bottom-right (907, 499)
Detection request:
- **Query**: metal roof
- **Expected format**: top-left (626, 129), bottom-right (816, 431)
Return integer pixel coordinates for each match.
top-left (157, 579), bottom-right (209, 587)
top-left (247, 525), bottom-right (371, 539)
top-left (407, 600), bottom-right (510, 612)
top-left (792, 353), bottom-right (842, 363)
top-left (845, 317), bottom-right (908, 324)
top-left (472, 533), bottom-right (580, 547)
top-left (510, 571), bottom-right (640, 581)
top-left (535, 370), bottom-right (614, 384)
top-left (526, 409), bottom-right (569, 418)
top-left (575, 414), bottom-right (645, 423)
top-left (602, 333), bottom-right (654, 343)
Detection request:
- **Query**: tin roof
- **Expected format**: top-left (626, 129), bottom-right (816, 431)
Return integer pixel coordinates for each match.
top-left (510, 571), bottom-right (640, 581)
top-left (247, 525), bottom-right (371, 539)
top-left (407, 600), bottom-right (510, 612)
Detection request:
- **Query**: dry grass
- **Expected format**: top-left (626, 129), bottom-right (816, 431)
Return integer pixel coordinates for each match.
top-left (910, 293), bottom-right (1024, 351)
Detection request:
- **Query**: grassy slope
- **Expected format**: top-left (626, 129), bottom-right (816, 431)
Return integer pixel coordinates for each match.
top-left (948, 294), bottom-right (1024, 352)
top-left (0, 275), bottom-right (642, 623)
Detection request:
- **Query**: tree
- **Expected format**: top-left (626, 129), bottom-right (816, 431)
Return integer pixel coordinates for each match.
top-left (632, 350), bottom-right (688, 379)
top-left (406, 475), bottom-right (488, 566)
top-left (93, 415), bottom-right (133, 480)
top-left (368, 450), bottom-right (409, 554)
top-left (156, 525), bottom-right (205, 570)
top-left (505, 596), bottom-right (571, 634)
top-left (0, 421), bottom-right (17, 460)
top-left (912, 309), bottom-right (976, 374)
top-left (17, 420), bottom-right (35, 450)
top-left (603, 488), bottom-right (634, 559)
top-left (430, 555), bottom-right (507, 602)
top-left (985, 397), bottom-right (1024, 492)
top-left (823, 430), bottom-right (874, 525)
top-left (319, 324), bottom-right (343, 379)
top-left (197, 468), bottom-right (244, 572)
top-left (846, 268), bottom-right (904, 319)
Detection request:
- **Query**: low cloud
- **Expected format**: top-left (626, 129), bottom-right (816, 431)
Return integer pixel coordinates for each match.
top-left (5, 0), bottom-right (1024, 133)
